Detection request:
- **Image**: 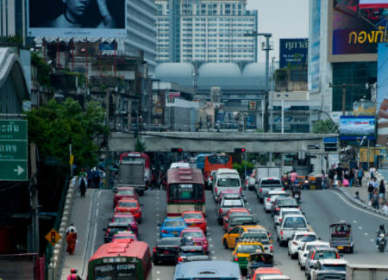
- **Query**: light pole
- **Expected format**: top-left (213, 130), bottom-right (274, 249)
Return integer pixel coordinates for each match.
top-left (244, 32), bottom-right (273, 132)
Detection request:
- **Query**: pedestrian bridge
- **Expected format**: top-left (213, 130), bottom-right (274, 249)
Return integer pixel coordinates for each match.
top-left (108, 131), bottom-right (338, 153)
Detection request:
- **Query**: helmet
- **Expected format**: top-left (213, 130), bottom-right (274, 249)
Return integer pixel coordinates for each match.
top-left (70, 268), bottom-right (77, 273)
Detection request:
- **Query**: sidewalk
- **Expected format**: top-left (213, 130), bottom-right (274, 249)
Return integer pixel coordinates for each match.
top-left (60, 187), bottom-right (97, 280)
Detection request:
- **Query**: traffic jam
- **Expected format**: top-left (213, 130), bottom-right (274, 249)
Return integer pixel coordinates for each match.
top-left (87, 152), bottom-right (352, 280)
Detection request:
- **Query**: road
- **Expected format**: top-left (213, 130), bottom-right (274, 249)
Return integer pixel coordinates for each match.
top-left (81, 187), bottom-right (388, 280)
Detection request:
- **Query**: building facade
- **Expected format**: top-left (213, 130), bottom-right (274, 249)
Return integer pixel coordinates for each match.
top-left (155, 0), bottom-right (258, 64)
top-left (126, 0), bottom-right (157, 72)
top-left (0, 0), bottom-right (27, 42)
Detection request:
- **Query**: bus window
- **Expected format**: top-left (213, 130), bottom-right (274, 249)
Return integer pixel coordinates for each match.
top-left (169, 184), bottom-right (203, 201)
top-left (94, 263), bottom-right (137, 280)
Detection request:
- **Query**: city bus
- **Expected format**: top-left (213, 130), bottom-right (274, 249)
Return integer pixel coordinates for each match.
top-left (87, 240), bottom-right (152, 280)
top-left (195, 153), bottom-right (213, 171)
top-left (174, 260), bottom-right (241, 280)
top-left (166, 167), bottom-right (205, 216)
top-left (204, 154), bottom-right (233, 183)
top-left (119, 152), bottom-right (151, 186)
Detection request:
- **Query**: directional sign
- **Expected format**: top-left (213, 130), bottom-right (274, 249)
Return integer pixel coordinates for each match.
top-left (45, 228), bottom-right (61, 246)
top-left (0, 120), bottom-right (28, 181)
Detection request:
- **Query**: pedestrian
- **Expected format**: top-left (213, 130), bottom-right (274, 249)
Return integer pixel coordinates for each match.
top-left (368, 180), bottom-right (374, 202)
top-left (382, 201), bottom-right (388, 215)
top-left (67, 268), bottom-right (82, 280)
top-left (328, 168), bottom-right (335, 188)
top-left (79, 178), bottom-right (86, 198)
top-left (354, 191), bottom-right (363, 202)
top-left (379, 180), bottom-right (386, 201)
top-left (372, 189), bottom-right (380, 209)
top-left (66, 227), bottom-right (77, 255)
top-left (66, 223), bottom-right (77, 235)
top-left (349, 169), bottom-right (355, 187)
top-left (370, 165), bottom-right (376, 179)
top-left (357, 168), bottom-right (364, 187)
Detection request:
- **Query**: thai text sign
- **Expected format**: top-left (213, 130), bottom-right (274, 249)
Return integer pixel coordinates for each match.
top-left (279, 38), bottom-right (308, 68)
top-left (339, 116), bottom-right (376, 140)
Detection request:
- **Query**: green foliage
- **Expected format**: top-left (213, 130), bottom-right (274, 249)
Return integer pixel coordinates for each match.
top-left (233, 160), bottom-right (255, 176)
top-left (135, 137), bottom-right (146, 152)
top-left (312, 119), bottom-right (338, 134)
top-left (31, 52), bottom-right (51, 87)
top-left (274, 68), bottom-right (288, 83)
top-left (27, 98), bottom-right (108, 169)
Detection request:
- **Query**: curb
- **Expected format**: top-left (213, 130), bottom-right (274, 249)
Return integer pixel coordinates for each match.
top-left (332, 187), bottom-right (388, 218)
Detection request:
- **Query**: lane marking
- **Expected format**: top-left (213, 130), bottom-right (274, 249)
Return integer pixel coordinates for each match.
top-left (358, 226), bottom-right (363, 230)
top-left (353, 220), bottom-right (358, 224)
top-left (210, 244), bottom-right (214, 248)
top-left (364, 232), bottom-right (369, 236)
top-left (370, 238), bottom-right (374, 242)
top-left (156, 270), bottom-right (160, 274)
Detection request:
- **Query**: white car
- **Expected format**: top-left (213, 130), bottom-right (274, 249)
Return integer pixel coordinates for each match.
top-left (298, 241), bottom-right (330, 269)
top-left (264, 190), bottom-right (289, 213)
top-left (287, 231), bottom-right (318, 259)
top-left (170, 162), bottom-right (190, 169)
top-left (274, 207), bottom-right (302, 227)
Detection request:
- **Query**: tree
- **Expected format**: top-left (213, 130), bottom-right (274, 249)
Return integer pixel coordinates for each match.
top-left (135, 137), bottom-right (146, 152)
top-left (27, 98), bottom-right (109, 170)
top-left (312, 119), bottom-right (338, 134)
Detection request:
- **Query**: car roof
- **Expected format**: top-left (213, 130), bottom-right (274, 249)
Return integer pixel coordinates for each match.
top-left (254, 267), bottom-right (282, 274)
top-left (118, 198), bottom-right (138, 202)
top-left (268, 190), bottom-right (287, 195)
top-left (319, 259), bottom-right (348, 265)
top-left (294, 231), bottom-right (316, 236)
top-left (174, 261), bottom-right (240, 278)
top-left (216, 168), bottom-right (238, 174)
top-left (116, 187), bottom-right (135, 191)
top-left (283, 214), bottom-right (305, 219)
top-left (228, 208), bottom-right (249, 213)
top-left (182, 227), bottom-right (203, 232)
top-left (241, 225), bottom-right (266, 230)
top-left (260, 275), bottom-right (290, 280)
top-left (304, 241), bottom-right (329, 247)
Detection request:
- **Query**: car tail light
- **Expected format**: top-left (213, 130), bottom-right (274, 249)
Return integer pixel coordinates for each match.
top-left (270, 245), bottom-right (273, 252)
top-left (177, 257), bottom-right (183, 263)
top-left (311, 251), bottom-right (316, 260)
top-left (153, 247), bottom-right (156, 253)
top-left (275, 208), bottom-right (280, 212)
top-left (280, 230), bottom-right (283, 237)
top-left (234, 256), bottom-right (239, 261)
top-left (215, 187), bottom-right (218, 194)
top-left (219, 208), bottom-right (223, 214)
top-left (266, 197), bottom-right (271, 202)
top-left (161, 230), bottom-right (167, 233)
top-left (279, 218), bottom-right (282, 223)
top-left (336, 252), bottom-right (340, 259)
top-left (259, 188), bottom-right (263, 193)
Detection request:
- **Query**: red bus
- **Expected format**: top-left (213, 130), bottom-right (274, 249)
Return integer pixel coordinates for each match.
top-left (119, 152), bottom-right (151, 185)
top-left (88, 240), bottom-right (152, 280)
top-left (204, 154), bottom-right (233, 182)
top-left (166, 168), bottom-right (205, 216)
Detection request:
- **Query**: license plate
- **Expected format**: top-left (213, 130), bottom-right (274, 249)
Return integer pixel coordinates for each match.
top-left (337, 246), bottom-right (344, 250)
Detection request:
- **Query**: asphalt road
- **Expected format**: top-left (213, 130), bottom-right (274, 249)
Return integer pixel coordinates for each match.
top-left (87, 187), bottom-right (388, 280)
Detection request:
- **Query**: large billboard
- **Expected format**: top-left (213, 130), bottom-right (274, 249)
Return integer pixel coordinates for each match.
top-left (339, 116), bottom-right (376, 140)
top-left (377, 43), bottom-right (388, 145)
top-left (308, 0), bottom-right (321, 92)
top-left (279, 39), bottom-right (308, 68)
top-left (359, 0), bottom-right (388, 8)
top-left (330, 0), bottom-right (388, 58)
top-left (27, 0), bottom-right (126, 38)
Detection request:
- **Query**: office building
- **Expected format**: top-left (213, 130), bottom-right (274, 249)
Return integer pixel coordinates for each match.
top-left (0, 0), bottom-right (27, 42)
top-left (155, 0), bottom-right (258, 63)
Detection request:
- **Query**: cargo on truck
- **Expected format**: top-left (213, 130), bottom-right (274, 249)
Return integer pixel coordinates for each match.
top-left (254, 167), bottom-right (281, 183)
top-left (346, 264), bottom-right (388, 280)
top-left (119, 152), bottom-right (150, 196)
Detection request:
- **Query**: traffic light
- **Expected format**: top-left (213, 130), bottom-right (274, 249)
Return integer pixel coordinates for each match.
top-left (234, 148), bottom-right (246, 153)
top-left (171, 148), bottom-right (183, 153)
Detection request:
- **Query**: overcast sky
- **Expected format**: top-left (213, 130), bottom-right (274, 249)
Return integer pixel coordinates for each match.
top-left (247, 0), bottom-right (309, 63)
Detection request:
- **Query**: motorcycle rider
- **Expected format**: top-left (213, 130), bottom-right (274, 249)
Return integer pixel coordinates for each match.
top-left (376, 224), bottom-right (386, 247)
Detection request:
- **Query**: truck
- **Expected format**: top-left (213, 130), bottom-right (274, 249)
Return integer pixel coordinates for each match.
top-left (119, 154), bottom-right (147, 196)
top-left (346, 264), bottom-right (388, 280)
top-left (254, 167), bottom-right (281, 182)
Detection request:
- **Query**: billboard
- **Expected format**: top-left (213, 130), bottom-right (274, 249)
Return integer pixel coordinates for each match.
top-left (331, 0), bottom-right (388, 56)
top-left (377, 43), bottom-right (388, 145)
top-left (339, 116), bottom-right (376, 140)
top-left (279, 39), bottom-right (308, 68)
top-left (359, 0), bottom-right (388, 8)
top-left (308, 0), bottom-right (321, 92)
top-left (27, 0), bottom-right (126, 38)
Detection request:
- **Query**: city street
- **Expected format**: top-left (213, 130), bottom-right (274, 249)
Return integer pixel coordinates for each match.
top-left (64, 185), bottom-right (388, 279)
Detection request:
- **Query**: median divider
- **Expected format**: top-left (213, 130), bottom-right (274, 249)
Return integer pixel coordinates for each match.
top-left (47, 176), bottom-right (78, 280)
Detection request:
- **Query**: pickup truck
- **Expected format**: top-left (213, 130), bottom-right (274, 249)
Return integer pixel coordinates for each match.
top-left (346, 263), bottom-right (388, 280)
top-left (310, 259), bottom-right (347, 280)
top-left (276, 214), bottom-right (310, 246)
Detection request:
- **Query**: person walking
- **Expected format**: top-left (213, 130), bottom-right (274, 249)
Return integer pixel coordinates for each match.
top-left (379, 179), bottom-right (386, 202)
top-left (349, 169), bottom-right (355, 187)
top-left (372, 189), bottom-right (380, 209)
top-left (66, 227), bottom-right (77, 255)
top-left (357, 168), bottom-right (364, 187)
top-left (328, 168), bottom-right (335, 188)
top-left (368, 179), bottom-right (375, 202)
top-left (79, 178), bottom-right (86, 198)
top-left (67, 268), bottom-right (82, 280)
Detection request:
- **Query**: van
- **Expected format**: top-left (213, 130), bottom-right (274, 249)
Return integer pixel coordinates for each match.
top-left (212, 169), bottom-right (241, 201)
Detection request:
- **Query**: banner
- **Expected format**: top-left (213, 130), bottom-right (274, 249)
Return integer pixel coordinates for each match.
top-left (359, 0), bottom-right (388, 8)
top-left (339, 116), bottom-right (376, 140)
top-left (28, 0), bottom-right (126, 38)
top-left (377, 43), bottom-right (388, 145)
top-left (279, 38), bottom-right (308, 68)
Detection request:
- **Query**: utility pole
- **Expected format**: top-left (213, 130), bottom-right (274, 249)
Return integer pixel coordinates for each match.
top-left (244, 32), bottom-right (272, 132)
top-left (329, 83), bottom-right (364, 116)
top-left (30, 143), bottom-right (39, 254)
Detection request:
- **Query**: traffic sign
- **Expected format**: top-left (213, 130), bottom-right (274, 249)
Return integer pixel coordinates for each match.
top-left (45, 228), bottom-right (62, 246)
top-left (0, 120), bottom-right (28, 181)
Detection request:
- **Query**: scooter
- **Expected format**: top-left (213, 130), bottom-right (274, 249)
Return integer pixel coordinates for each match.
top-left (377, 233), bottom-right (386, 252)
top-left (291, 185), bottom-right (301, 203)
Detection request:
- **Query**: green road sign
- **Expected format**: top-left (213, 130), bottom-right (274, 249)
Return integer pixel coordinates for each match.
top-left (0, 120), bottom-right (28, 181)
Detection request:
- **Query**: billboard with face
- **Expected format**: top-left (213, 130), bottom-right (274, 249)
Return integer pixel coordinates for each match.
top-left (279, 39), bottom-right (308, 68)
top-left (377, 43), bottom-right (388, 145)
top-left (331, 0), bottom-right (388, 56)
top-left (27, 0), bottom-right (126, 38)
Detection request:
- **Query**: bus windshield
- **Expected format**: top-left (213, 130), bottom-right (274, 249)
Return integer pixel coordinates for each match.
top-left (207, 155), bottom-right (230, 164)
top-left (94, 263), bottom-right (137, 280)
top-left (168, 184), bottom-right (203, 201)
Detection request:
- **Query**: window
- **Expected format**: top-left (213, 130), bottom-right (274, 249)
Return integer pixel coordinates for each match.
top-left (217, 178), bottom-right (240, 187)
top-left (168, 184), bottom-right (203, 201)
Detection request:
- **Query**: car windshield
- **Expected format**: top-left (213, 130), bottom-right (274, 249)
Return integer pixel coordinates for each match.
top-left (222, 200), bottom-right (243, 207)
top-left (183, 213), bottom-right (203, 219)
top-left (236, 244), bottom-right (262, 253)
top-left (182, 231), bottom-right (204, 238)
top-left (118, 202), bottom-right (137, 208)
top-left (246, 228), bottom-right (263, 233)
top-left (158, 238), bottom-right (181, 246)
top-left (164, 220), bottom-right (185, 227)
top-left (217, 178), bottom-right (240, 187)
top-left (208, 155), bottom-right (229, 164)
top-left (229, 211), bottom-right (249, 218)
top-left (321, 264), bottom-right (346, 271)
top-left (261, 180), bottom-right (281, 185)
top-left (314, 251), bottom-right (337, 260)
top-left (282, 211), bottom-right (300, 217)
top-left (114, 217), bottom-right (134, 223)
top-left (283, 217), bottom-right (306, 228)
top-left (296, 235), bottom-right (316, 242)
top-left (278, 199), bottom-right (298, 207)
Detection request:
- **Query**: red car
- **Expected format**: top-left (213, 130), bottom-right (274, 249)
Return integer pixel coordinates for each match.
top-left (113, 187), bottom-right (139, 208)
top-left (112, 231), bottom-right (137, 243)
top-left (112, 213), bottom-right (139, 236)
top-left (222, 208), bottom-right (251, 231)
top-left (180, 227), bottom-right (209, 253)
top-left (182, 211), bottom-right (207, 234)
top-left (114, 199), bottom-right (142, 223)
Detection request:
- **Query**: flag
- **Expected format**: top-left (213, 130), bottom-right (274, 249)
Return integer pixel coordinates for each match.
top-left (359, 0), bottom-right (388, 9)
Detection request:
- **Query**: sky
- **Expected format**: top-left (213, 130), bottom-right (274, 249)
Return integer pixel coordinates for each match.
top-left (247, 0), bottom-right (309, 63)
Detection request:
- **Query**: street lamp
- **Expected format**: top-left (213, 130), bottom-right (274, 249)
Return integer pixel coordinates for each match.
top-left (276, 93), bottom-right (289, 134)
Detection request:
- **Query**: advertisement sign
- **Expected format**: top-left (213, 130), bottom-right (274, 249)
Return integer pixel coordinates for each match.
top-left (308, 0), bottom-right (321, 92)
top-left (359, 0), bottom-right (388, 8)
top-left (27, 0), bottom-right (126, 38)
top-left (279, 39), bottom-right (308, 68)
top-left (377, 43), bottom-right (388, 145)
top-left (339, 116), bottom-right (376, 140)
top-left (332, 0), bottom-right (388, 56)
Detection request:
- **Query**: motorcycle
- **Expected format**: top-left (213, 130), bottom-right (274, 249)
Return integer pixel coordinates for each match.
top-left (302, 179), bottom-right (310, 190)
top-left (377, 233), bottom-right (386, 252)
top-left (291, 185), bottom-right (301, 203)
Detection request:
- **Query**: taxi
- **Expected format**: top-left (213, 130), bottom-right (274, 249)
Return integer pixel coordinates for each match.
top-left (223, 225), bottom-right (270, 249)
top-left (114, 198), bottom-right (142, 223)
top-left (232, 240), bottom-right (264, 274)
top-left (182, 211), bottom-right (207, 234)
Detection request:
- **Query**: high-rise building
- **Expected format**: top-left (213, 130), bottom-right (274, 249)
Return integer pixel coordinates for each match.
top-left (126, 0), bottom-right (157, 72)
top-left (0, 0), bottom-right (27, 42)
top-left (155, 0), bottom-right (258, 63)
